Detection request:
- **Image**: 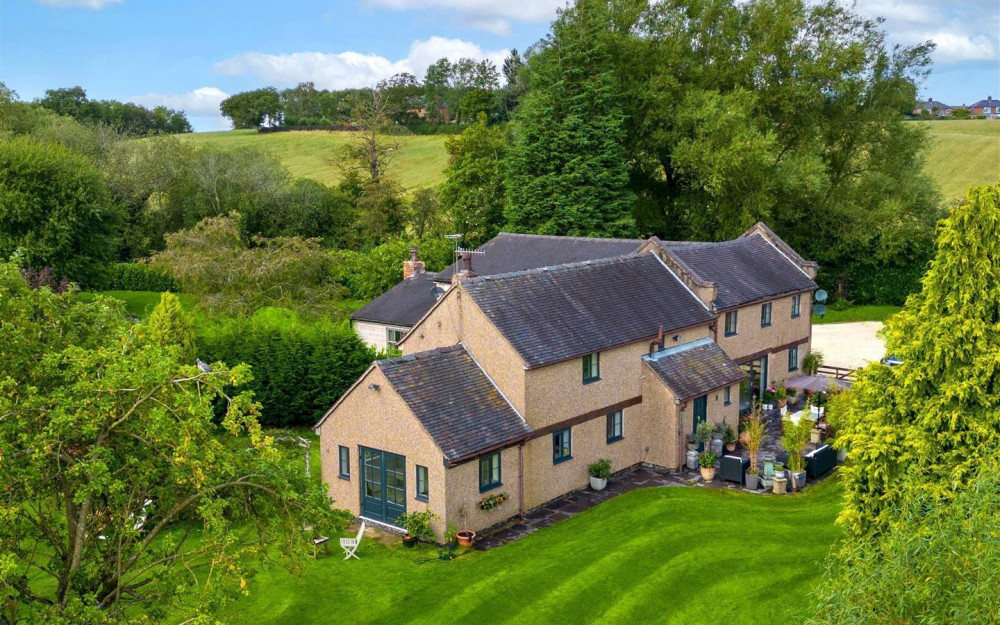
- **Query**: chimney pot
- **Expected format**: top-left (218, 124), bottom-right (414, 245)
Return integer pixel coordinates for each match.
top-left (454, 252), bottom-right (477, 283)
top-left (403, 246), bottom-right (425, 280)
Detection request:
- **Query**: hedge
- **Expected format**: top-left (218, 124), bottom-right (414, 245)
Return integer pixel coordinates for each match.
top-left (98, 262), bottom-right (177, 292)
top-left (198, 315), bottom-right (376, 427)
top-left (835, 259), bottom-right (931, 306)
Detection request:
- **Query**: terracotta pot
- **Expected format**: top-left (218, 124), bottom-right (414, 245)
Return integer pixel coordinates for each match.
top-left (700, 466), bottom-right (715, 481)
top-left (456, 530), bottom-right (476, 548)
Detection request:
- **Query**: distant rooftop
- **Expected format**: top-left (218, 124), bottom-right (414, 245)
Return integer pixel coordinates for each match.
top-left (350, 271), bottom-right (443, 327)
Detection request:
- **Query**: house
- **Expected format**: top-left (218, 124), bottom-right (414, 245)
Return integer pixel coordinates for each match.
top-left (318, 224), bottom-right (817, 537)
top-left (913, 99), bottom-right (953, 117)
top-left (350, 234), bottom-right (643, 351)
top-left (969, 97), bottom-right (998, 117)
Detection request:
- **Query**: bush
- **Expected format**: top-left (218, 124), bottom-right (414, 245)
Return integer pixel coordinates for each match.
top-left (199, 313), bottom-right (376, 427)
top-left (845, 260), bottom-right (930, 305)
top-left (98, 262), bottom-right (177, 291)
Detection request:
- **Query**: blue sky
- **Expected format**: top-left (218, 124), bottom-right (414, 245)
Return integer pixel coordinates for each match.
top-left (1, 0), bottom-right (997, 131)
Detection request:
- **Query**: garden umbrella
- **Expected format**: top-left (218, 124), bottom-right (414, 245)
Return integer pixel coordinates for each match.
top-left (784, 374), bottom-right (851, 392)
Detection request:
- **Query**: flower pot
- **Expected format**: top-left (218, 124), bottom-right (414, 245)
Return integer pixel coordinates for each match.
top-left (773, 476), bottom-right (787, 494)
top-left (456, 530), bottom-right (476, 548)
top-left (725, 442), bottom-right (736, 452)
top-left (590, 476), bottom-right (608, 491)
top-left (790, 470), bottom-right (806, 490)
top-left (700, 466), bottom-right (715, 481)
top-left (687, 441), bottom-right (698, 451)
top-left (810, 428), bottom-right (822, 444)
top-left (402, 534), bottom-right (419, 548)
top-left (745, 472), bottom-right (759, 490)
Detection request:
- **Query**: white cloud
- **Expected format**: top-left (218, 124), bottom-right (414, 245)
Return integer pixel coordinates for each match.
top-left (366, 0), bottom-right (564, 34)
top-left (214, 36), bottom-right (509, 89)
top-left (34, 0), bottom-right (121, 8)
top-left (127, 87), bottom-right (230, 116)
top-left (853, 0), bottom-right (999, 64)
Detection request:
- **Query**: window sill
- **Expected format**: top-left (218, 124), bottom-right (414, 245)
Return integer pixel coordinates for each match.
top-left (553, 455), bottom-right (573, 465)
top-left (416, 495), bottom-right (428, 503)
top-left (606, 436), bottom-right (623, 444)
top-left (479, 482), bottom-right (502, 493)
top-left (583, 377), bottom-right (601, 385)
top-left (338, 474), bottom-right (351, 481)
top-left (761, 323), bottom-right (772, 328)
top-left (723, 401), bottom-right (731, 406)
top-left (789, 367), bottom-right (799, 372)
top-left (791, 314), bottom-right (801, 319)
top-left (724, 332), bottom-right (737, 338)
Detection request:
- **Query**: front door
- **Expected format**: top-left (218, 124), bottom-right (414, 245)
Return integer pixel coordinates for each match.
top-left (739, 356), bottom-right (768, 411)
top-left (360, 447), bottom-right (407, 525)
top-left (692, 395), bottom-right (708, 451)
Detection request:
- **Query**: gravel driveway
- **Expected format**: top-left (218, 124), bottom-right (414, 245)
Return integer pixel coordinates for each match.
top-left (811, 322), bottom-right (886, 369)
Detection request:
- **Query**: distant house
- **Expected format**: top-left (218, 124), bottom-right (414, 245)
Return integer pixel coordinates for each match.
top-left (322, 224), bottom-right (818, 537)
top-left (969, 97), bottom-right (998, 118)
top-left (913, 99), bottom-right (953, 117)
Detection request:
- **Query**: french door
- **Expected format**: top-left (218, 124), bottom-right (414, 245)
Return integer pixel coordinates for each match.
top-left (360, 447), bottom-right (406, 525)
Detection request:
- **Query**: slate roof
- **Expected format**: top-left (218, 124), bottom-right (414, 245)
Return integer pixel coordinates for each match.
top-left (434, 232), bottom-right (643, 283)
top-left (461, 254), bottom-right (716, 368)
top-left (350, 272), bottom-right (444, 327)
top-left (377, 345), bottom-right (532, 462)
top-left (915, 99), bottom-right (952, 109)
top-left (643, 338), bottom-right (748, 401)
top-left (970, 98), bottom-right (997, 109)
top-left (662, 233), bottom-right (816, 310)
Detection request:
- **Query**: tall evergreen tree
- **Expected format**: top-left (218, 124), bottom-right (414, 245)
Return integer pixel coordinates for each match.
top-left (145, 291), bottom-right (196, 362)
top-left (831, 183), bottom-right (1000, 537)
top-left (504, 0), bottom-right (637, 238)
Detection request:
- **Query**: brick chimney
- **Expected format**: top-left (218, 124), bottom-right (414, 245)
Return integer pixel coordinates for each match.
top-left (452, 252), bottom-right (478, 284)
top-left (403, 246), bottom-right (425, 280)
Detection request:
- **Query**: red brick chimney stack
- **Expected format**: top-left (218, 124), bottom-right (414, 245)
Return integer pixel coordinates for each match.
top-left (453, 252), bottom-right (478, 284)
top-left (403, 246), bottom-right (425, 280)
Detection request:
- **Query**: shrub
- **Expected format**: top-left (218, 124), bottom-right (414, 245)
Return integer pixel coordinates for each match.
top-left (99, 262), bottom-right (177, 292)
top-left (587, 458), bottom-right (612, 479)
top-left (397, 508), bottom-right (437, 541)
top-left (845, 259), bottom-right (930, 305)
top-left (802, 350), bottom-right (823, 375)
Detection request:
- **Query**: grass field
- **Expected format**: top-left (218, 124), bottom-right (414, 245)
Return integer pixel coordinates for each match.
top-left (225, 477), bottom-right (843, 625)
top-left (179, 129), bottom-right (451, 191)
top-left (917, 120), bottom-right (1000, 202)
top-left (812, 305), bottom-right (901, 325)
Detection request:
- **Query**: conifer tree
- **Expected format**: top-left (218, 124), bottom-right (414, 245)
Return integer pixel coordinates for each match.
top-left (145, 291), bottom-right (196, 362)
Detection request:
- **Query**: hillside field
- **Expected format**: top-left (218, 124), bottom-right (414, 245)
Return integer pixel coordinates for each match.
top-left (179, 129), bottom-right (452, 191)
top-left (182, 121), bottom-right (998, 201)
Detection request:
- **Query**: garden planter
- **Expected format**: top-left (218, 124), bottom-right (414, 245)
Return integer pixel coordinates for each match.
top-left (456, 530), bottom-right (476, 548)
top-left (402, 535), bottom-right (419, 548)
top-left (837, 448), bottom-right (847, 462)
top-left (725, 442), bottom-right (736, 452)
top-left (687, 441), bottom-right (699, 451)
top-left (773, 476), bottom-right (787, 494)
top-left (686, 450), bottom-right (699, 471)
top-left (810, 428), bottom-right (822, 444)
top-left (790, 471), bottom-right (806, 490)
top-left (590, 476), bottom-right (608, 491)
top-left (700, 466), bottom-right (715, 481)
top-left (745, 473), bottom-right (759, 490)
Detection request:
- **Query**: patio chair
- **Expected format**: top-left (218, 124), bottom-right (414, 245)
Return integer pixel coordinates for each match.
top-left (721, 455), bottom-right (750, 485)
top-left (340, 521), bottom-right (366, 560)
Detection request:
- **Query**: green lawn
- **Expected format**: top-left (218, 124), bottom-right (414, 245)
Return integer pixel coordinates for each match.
top-left (179, 129), bottom-right (451, 191)
top-left (918, 120), bottom-right (1000, 202)
top-left (812, 305), bottom-right (901, 324)
top-left (225, 477), bottom-right (843, 624)
top-left (77, 290), bottom-right (196, 317)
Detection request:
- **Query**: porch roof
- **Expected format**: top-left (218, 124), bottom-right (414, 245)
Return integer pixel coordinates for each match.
top-left (643, 338), bottom-right (748, 401)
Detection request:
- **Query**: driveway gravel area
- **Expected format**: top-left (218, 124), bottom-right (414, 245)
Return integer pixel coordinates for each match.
top-left (812, 321), bottom-right (886, 369)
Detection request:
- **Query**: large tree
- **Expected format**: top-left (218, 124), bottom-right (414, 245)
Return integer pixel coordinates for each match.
top-left (831, 182), bottom-right (1000, 537)
top-left (0, 262), bottom-right (340, 623)
top-left (0, 137), bottom-right (123, 285)
top-left (219, 88), bottom-right (283, 129)
top-left (504, 0), bottom-right (638, 238)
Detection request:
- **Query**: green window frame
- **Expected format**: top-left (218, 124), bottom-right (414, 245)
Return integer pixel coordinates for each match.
top-left (553, 428), bottom-right (572, 464)
top-left (479, 452), bottom-right (501, 492)
top-left (791, 294), bottom-right (801, 318)
top-left (723, 386), bottom-right (731, 406)
top-left (761, 303), bottom-right (772, 327)
top-left (606, 410), bottom-right (623, 443)
top-left (789, 346), bottom-right (799, 372)
top-left (724, 311), bottom-right (738, 336)
top-left (416, 464), bottom-right (429, 501)
top-left (338, 445), bottom-right (350, 479)
top-left (582, 352), bottom-right (600, 384)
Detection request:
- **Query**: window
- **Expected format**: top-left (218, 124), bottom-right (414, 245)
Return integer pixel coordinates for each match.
top-left (338, 446), bottom-right (350, 479)
top-left (553, 428), bottom-right (572, 464)
top-left (416, 465), bottom-right (429, 501)
top-left (606, 410), bottom-right (623, 443)
top-left (724, 311), bottom-right (738, 336)
top-left (479, 452), bottom-right (501, 492)
top-left (761, 303), bottom-right (772, 327)
top-left (791, 294), bottom-right (801, 318)
top-left (723, 386), bottom-right (731, 406)
top-left (789, 346), bottom-right (799, 372)
top-left (386, 328), bottom-right (406, 346)
top-left (582, 352), bottom-right (600, 384)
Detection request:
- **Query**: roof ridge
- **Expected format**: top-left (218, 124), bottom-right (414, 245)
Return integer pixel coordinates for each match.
top-left (376, 344), bottom-right (464, 367)
top-left (460, 252), bottom-right (650, 284)
top-left (495, 232), bottom-right (644, 244)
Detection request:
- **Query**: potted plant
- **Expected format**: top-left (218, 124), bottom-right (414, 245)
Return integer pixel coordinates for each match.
top-left (782, 415), bottom-right (811, 492)
top-left (711, 422), bottom-right (724, 443)
top-left (397, 508), bottom-right (437, 548)
top-left (685, 433), bottom-right (698, 451)
top-left (723, 424), bottom-right (737, 452)
top-left (738, 416), bottom-right (749, 445)
top-left (588, 458), bottom-right (612, 491)
top-left (455, 504), bottom-right (476, 548)
top-left (443, 522), bottom-right (459, 552)
top-left (698, 451), bottom-right (718, 481)
top-left (802, 350), bottom-right (823, 375)
top-left (743, 410), bottom-right (766, 490)
top-left (776, 384), bottom-right (788, 409)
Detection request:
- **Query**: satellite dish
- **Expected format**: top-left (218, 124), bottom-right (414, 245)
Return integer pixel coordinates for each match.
top-left (815, 289), bottom-right (828, 303)
top-left (430, 286), bottom-right (445, 300)
top-left (814, 303), bottom-right (827, 318)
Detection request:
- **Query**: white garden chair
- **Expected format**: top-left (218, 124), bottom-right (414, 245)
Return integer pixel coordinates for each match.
top-left (340, 521), bottom-right (366, 560)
